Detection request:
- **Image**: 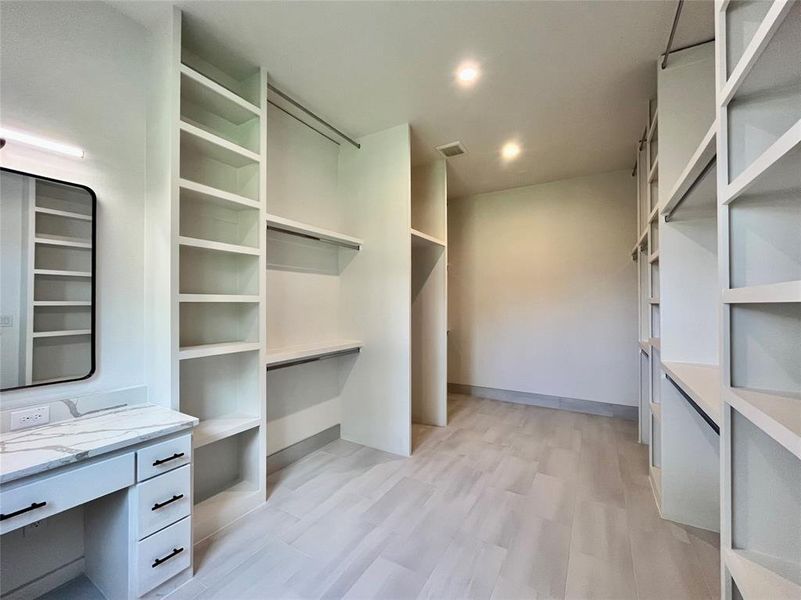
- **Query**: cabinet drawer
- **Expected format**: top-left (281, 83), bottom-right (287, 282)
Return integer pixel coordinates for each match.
top-left (137, 464), bottom-right (191, 539)
top-left (137, 516), bottom-right (191, 596)
top-left (137, 435), bottom-right (191, 481)
top-left (0, 453), bottom-right (134, 535)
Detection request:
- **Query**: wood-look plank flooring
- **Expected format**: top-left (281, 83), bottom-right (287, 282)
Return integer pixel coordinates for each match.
top-left (169, 394), bottom-right (720, 600)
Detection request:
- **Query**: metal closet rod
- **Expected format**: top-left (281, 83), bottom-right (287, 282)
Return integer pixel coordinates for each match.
top-left (666, 375), bottom-right (720, 435)
top-left (267, 83), bottom-right (361, 149)
top-left (663, 156), bottom-right (716, 222)
top-left (661, 0), bottom-right (685, 70)
top-left (266, 347), bottom-right (361, 371)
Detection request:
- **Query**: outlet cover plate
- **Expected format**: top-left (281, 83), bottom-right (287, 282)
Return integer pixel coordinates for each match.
top-left (10, 406), bottom-right (50, 431)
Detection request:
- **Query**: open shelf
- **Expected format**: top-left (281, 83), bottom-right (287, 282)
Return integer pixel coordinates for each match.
top-left (663, 122), bottom-right (717, 219)
top-left (33, 301), bottom-right (91, 307)
top-left (725, 548), bottom-right (801, 600)
top-left (193, 414), bottom-right (261, 449)
top-left (650, 401), bottom-right (662, 420)
top-left (193, 484), bottom-right (262, 544)
top-left (178, 235), bottom-right (260, 256)
top-left (265, 340), bottom-right (362, 369)
top-left (31, 329), bottom-right (91, 339)
top-left (649, 297), bottom-right (660, 305)
top-left (178, 341), bottom-right (260, 361)
top-left (34, 234), bottom-right (91, 249)
top-left (179, 121), bottom-right (260, 167)
top-left (662, 361), bottom-right (722, 427)
top-left (179, 294), bottom-right (259, 303)
top-left (727, 387), bottom-right (801, 460)
top-left (649, 337), bottom-right (661, 351)
top-left (179, 178), bottom-right (260, 211)
top-left (34, 206), bottom-right (92, 221)
top-left (34, 269), bottom-right (91, 278)
top-left (180, 63), bottom-right (260, 123)
top-left (724, 281), bottom-right (801, 304)
top-left (648, 250), bottom-right (660, 264)
top-left (725, 119), bottom-right (801, 203)
top-left (265, 213), bottom-right (362, 250)
top-left (648, 157), bottom-right (659, 183)
top-left (639, 339), bottom-right (651, 354)
top-left (411, 228), bottom-right (446, 248)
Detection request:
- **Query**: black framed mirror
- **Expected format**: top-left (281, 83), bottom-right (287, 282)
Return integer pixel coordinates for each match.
top-left (0, 167), bottom-right (96, 391)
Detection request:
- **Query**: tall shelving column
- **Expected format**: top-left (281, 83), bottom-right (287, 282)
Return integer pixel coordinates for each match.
top-left (634, 116), bottom-right (651, 445)
top-left (645, 98), bottom-right (663, 509)
top-left (410, 160), bottom-right (448, 437)
top-left (175, 15), bottom-right (267, 542)
top-left (715, 1), bottom-right (801, 598)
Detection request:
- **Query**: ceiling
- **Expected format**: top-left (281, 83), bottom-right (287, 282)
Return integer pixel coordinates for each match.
top-left (115, 0), bottom-right (714, 198)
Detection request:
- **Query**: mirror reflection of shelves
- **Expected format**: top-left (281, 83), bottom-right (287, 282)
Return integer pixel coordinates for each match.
top-left (720, 2), bottom-right (801, 598)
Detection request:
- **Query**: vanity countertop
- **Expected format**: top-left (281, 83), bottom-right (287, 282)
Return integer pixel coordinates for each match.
top-left (0, 404), bottom-right (197, 484)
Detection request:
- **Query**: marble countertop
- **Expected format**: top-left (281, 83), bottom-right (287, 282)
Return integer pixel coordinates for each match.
top-left (0, 404), bottom-right (198, 485)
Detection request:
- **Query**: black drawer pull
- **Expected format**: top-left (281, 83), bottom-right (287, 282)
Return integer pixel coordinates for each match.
top-left (152, 452), bottom-right (184, 467)
top-left (152, 494), bottom-right (184, 511)
top-left (0, 501), bottom-right (47, 521)
top-left (152, 546), bottom-right (183, 568)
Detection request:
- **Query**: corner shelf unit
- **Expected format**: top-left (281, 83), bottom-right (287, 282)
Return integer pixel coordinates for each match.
top-left (716, 1), bottom-right (801, 597)
top-left (162, 11), bottom-right (269, 546)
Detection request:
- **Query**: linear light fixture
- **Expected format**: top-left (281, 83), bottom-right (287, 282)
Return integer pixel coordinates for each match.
top-left (0, 127), bottom-right (84, 158)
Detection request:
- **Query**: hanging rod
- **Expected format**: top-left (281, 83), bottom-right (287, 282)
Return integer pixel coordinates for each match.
top-left (266, 224), bottom-right (361, 250)
top-left (266, 347), bottom-right (361, 371)
top-left (663, 156), bottom-right (716, 222)
top-left (666, 375), bottom-right (720, 434)
top-left (661, 0), bottom-right (685, 70)
top-left (267, 99), bottom-right (341, 147)
top-left (267, 83), bottom-right (360, 149)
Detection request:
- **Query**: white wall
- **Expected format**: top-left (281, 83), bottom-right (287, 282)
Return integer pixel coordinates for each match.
top-left (0, 1), bottom-right (148, 409)
top-left (448, 170), bottom-right (638, 406)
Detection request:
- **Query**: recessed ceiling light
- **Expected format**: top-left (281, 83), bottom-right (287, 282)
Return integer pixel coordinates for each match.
top-left (501, 141), bottom-right (521, 161)
top-left (456, 62), bottom-right (480, 86)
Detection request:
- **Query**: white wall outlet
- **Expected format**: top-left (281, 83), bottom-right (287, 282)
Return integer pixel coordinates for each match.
top-left (10, 405), bottom-right (50, 430)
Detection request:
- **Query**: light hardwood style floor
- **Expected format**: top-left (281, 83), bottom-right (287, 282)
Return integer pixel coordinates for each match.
top-left (169, 395), bottom-right (720, 600)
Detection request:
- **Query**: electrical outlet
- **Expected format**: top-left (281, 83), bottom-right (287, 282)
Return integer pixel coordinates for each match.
top-left (10, 406), bottom-right (50, 430)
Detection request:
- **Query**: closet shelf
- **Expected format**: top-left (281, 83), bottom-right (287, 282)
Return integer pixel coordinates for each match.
top-left (650, 401), bottom-right (661, 420)
top-left (648, 250), bottom-right (660, 264)
top-left (178, 341), bottom-right (261, 361)
top-left (32, 329), bottom-right (91, 339)
top-left (649, 337), bottom-right (661, 351)
top-left (649, 297), bottom-right (660, 305)
top-left (179, 178), bottom-right (260, 211)
top-left (192, 414), bottom-right (261, 449)
top-left (648, 109), bottom-right (659, 139)
top-left (661, 361), bottom-right (722, 427)
top-left (724, 548), bottom-right (801, 600)
top-left (726, 387), bottom-right (801, 460)
top-left (639, 339), bottom-right (650, 354)
top-left (193, 484), bottom-right (263, 544)
top-left (719, 0), bottom-right (797, 105)
top-left (34, 234), bottom-right (91, 249)
top-left (34, 207), bottom-right (92, 221)
top-left (265, 340), bottom-right (362, 369)
top-left (723, 281), bottom-right (801, 304)
top-left (662, 122), bottom-right (717, 220)
top-left (33, 301), bottom-right (91, 307)
top-left (180, 63), bottom-right (260, 125)
top-left (637, 228), bottom-right (648, 249)
top-left (178, 235), bottom-right (260, 256)
top-left (180, 121), bottom-right (260, 168)
top-left (265, 213), bottom-right (362, 250)
top-left (648, 206), bottom-right (659, 224)
top-left (34, 269), bottom-right (91, 278)
top-left (179, 294), bottom-right (260, 303)
top-left (411, 228), bottom-right (446, 248)
top-left (647, 158), bottom-right (659, 183)
top-left (724, 119), bottom-right (801, 204)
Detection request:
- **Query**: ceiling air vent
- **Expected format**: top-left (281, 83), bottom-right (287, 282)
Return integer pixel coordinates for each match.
top-left (435, 141), bottom-right (467, 159)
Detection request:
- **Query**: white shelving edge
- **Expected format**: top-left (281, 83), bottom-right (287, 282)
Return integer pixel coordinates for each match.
top-left (648, 157), bottom-right (659, 183)
top-left (34, 234), bottom-right (91, 249)
top-left (648, 250), bottom-right (660, 264)
top-left (265, 340), bottom-right (362, 368)
top-left (725, 387), bottom-right (801, 460)
top-left (34, 269), bottom-right (92, 278)
top-left (410, 228), bottom-right (446, 248)
top-left (662, 121), bottom-right (717, 216)
top-left (724, 548), bottom-right (801, 600)
top-left (34, 207), bottom-right (92, 221)
top-left (32, 330), bottom-right (91, 339)
top-left (265, 213), bottom-right (363, 249)
top-left (192, 415), bottom-right (261, 449)
top-left (179, 121), bottom-right (261, 165)
top-left (33, 301), bottom-right (91, 307)
top-left (178, 235), bottom-right (260, 256)
top-left (722, 281), bottom-right (801, 304)
top-left (179, 178), bottom-right (260, 210)
top-left (178, 294), bottom-right (260, 303)
top-left (662, 361), bottom-right (722, 427)
top-left (178, 341), bottom-right (261, 361)
top-left (179, 63), bottom-right (260, 117)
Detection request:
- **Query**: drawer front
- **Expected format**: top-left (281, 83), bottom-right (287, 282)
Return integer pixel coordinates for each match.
top-left (137, 464), bottom-right (191, 539)
top-left (0, 453), bottom-right (134, 535)
top-left (137, 516), bottom-right (191, 596)
top-left (137, 435), bottom-right (191, 481)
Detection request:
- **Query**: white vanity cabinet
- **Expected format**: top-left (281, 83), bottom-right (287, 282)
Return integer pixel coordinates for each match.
top-left (0, 404), bottom-right (198, 599)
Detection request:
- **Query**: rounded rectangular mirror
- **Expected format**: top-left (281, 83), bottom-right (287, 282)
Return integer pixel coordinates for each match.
top-left (0, 167), bottom-right (96, 391)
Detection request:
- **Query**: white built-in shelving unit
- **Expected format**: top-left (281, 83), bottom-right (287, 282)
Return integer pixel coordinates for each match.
top-left (716, 1), bottom-right (801, 598)
top-left (410, 161), bottom-right (448, 434)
